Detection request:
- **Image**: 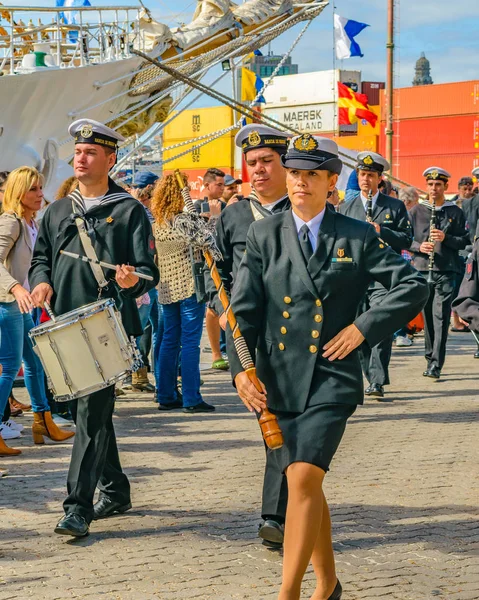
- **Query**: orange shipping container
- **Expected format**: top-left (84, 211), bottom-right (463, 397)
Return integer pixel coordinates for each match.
top-left (380, 80), bottom-right (479, 120)
top-left (390, 155), bottom-right (479, 193)
top-left (379, 114), bottom-right (479, 157)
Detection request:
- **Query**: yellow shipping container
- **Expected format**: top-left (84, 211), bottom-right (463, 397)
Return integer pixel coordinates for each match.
top-left (163, 136), bottom-right (234, 171)
top-left (357, 105), bottom-right (380, 136)
top-left (334, 134), bottom-right (378, 153)
top-left (164, 106), bottom-right (235, 142)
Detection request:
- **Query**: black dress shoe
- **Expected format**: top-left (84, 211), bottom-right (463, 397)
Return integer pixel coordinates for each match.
top-left (258, 519), bottom-right (284, 545)
top-left (158, 400), bottom-right (183, 411)
top-left (54, 513), bottom-right (89, 537)
top-left (423, 367), bottom-right (440, 379)
top-left (93, 496), bottom-right (132, 520)
top-left (328, 579), bottom-right (342, 600)
top-left (364, 383), bottom-right (384, 398)
top-left (183, 401), bottom-right (215, 413)
top-left (261, 539), bottom-right (282, 550)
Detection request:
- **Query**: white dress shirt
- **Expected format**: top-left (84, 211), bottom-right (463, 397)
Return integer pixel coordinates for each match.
top-left (292, 208), bottom-right (326, 253)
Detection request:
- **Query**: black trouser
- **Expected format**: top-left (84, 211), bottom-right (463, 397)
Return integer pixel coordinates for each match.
top-left (262, 449), bottom-right (288, 523)
top-left (422, 271), bottom-right (455, 371)
top-left (63, 385), bottom-right (130, 523)
top-left (359, 287), bottom-right (393, 386)
top-left (257, 413), bottom-right (288, 523)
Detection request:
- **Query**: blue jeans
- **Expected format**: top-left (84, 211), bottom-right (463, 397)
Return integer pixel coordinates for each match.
top-left (0, 301), bottom-right (50, 416)
top-left (157, 294), bottom-right (205, 408)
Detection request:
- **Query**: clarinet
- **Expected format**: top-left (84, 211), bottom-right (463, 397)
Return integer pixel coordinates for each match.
top-left (427, 198), bottom-right (437, 283)
top-left (366, 189), bottom-right (373, 222)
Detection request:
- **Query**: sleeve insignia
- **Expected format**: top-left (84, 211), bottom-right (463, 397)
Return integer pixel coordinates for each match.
top-left (106, 216), bottom-right (114, 223)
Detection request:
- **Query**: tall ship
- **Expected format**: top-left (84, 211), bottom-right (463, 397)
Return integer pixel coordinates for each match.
top-left (0, 0), bottom-right (328, 198)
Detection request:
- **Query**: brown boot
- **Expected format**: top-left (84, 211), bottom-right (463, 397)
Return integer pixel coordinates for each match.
top-left (0, 434), bottom-right (21, 456)
top-left (9, 392), bottom-right (31, 412)
top-left (131, 367), bottom-right (155, 392)
top-left (32, 411), bottom-right (75, 445)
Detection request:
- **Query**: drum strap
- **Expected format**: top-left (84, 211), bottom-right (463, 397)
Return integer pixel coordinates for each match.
top-left (72, 202), bottom-right (109, 289)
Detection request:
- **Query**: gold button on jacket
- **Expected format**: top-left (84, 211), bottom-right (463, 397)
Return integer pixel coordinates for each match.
top-left (314, 314), bottom-right (323, 323)
top-left (311, 330), bottom-right (319, 339)
top-left (284, 296), bottom-right (292, 304)
top-left (280, 326), bottom-right (287, 334)
top-left (315, 299), bottom-right (322, 307)
top-left (309, 345), bottom-right (318, 354)
top-left (282, 311), bottom-right (290, 319)
top-left (278, 343), bottom-right (285, 351)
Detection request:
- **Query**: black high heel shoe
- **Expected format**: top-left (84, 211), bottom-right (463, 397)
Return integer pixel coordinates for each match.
top-left (328, 580), bottom-right (342, 600)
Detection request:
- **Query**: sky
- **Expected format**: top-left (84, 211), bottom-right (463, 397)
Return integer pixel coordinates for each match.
top-left (20, 0), bottom-right (479, 107)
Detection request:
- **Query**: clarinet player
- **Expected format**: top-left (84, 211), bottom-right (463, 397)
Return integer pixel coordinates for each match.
top-left (339, 152), bottom-right (413, 399)
top-left (409, 167), bottom-right (468, 379)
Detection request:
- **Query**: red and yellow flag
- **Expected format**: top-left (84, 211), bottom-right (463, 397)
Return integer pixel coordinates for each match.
top-left (338, 82), bottom-right (378, 127)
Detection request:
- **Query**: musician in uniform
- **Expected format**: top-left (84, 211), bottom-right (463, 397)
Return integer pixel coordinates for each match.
top-left (409, 167), bottom-right (468, 379)
top-left (339, 151), bottom-right (413, 398)
top-left (30, 119), bottom-right (159, 537)
top-left (228, 134), bottom-right (428, 600)
top-left (461, 168), bottom-right (479, 244)
top-left (206, 123), bottom-right (290, 548)
top-left (453, 235), bottom-right (479, 345)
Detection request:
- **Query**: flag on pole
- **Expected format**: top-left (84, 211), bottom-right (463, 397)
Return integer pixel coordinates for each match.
top-left (334, 14), bottom-right (369, 60)
top-left (56, 0), bottom-right (91, 25)
top-left (337, 82), bottom-right (377, 127)
top-left (241, 67), bottom-right (265, 104)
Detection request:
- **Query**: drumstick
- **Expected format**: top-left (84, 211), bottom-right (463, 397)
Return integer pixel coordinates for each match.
top-left (60, 250), bottom-right (154, 281)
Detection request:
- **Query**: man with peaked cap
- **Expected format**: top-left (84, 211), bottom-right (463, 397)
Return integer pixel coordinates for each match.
top-left (205, 123), bottom-right (290, 548)
top-left (30, 118), bottom-right (159, 537)
top-left (339, 151), bottom-right (413, 399)
top-left (409, 167), bottom-right (468, 379)
top-left (227, 134), bottom-right (428, 599)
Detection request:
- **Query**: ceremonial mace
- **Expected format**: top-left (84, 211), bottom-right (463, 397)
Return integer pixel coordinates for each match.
top-left (174, 170), bottom-right (283, 450)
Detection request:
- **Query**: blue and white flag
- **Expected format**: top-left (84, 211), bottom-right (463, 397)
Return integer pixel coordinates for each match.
top-left (56, 0), bottom-right (91, 25)
top-left (334, 14), bottom-right (369, 60)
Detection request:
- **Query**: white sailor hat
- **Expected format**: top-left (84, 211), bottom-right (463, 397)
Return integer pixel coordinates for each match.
top-left (356, 151), bottom-right (390, 174)
top-left (281, 134), bottom-right (342, 175)
top-left (68, 118), bottom-right (125, 150)
top-left (235, 124), bottom-right (289, 155)
top-left (423, 166), bottom-right (451, 183)
top-left (472, 167), bottom-right (479, 178)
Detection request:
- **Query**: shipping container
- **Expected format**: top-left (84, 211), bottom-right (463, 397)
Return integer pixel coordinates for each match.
top-left (264, 69), bottom-right (361, 106)
top-left (163, 136), bottom-right (234, 172)
top-left (379, 114), bottom-right (479, 158)
top-left (163, 106), bottom-right (235, 142)
top-left (362, 82), bottom-right (385, 106)
top-left (380, 80), bottom-right (479, 120)
top-left (333, 134), bottom-right (378, 152)
top-left (357, 105), bottom-right (380, 136)
top-left (392, 154), bottom-right (479, 193)
top-left (264, 102), bottom-right (336, 133)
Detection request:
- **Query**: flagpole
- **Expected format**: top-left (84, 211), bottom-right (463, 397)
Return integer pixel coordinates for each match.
top-left (332, 2), bottom-right (339, 138)
top-left (386, 0), bottom-right (395, 177)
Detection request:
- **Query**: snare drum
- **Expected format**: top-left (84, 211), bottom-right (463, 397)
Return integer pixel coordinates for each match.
top-left (29, 299), bottom-right (141, 402)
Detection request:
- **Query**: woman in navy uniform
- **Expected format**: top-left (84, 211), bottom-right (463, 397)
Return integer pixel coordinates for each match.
top-left (228, 135), bottom-right (429, 600)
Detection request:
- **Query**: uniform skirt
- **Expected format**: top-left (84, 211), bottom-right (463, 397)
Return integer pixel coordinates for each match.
top-left (272, 403), bottom-right (356, 473)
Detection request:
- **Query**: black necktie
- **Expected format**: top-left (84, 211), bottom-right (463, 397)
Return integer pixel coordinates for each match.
top-left (299, 224), bottom-right (313, 264)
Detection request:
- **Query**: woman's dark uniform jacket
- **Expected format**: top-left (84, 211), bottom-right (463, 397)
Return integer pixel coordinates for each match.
top-left (228, 207), bottom-right (429, 414)
top-left (453, 238), bottom-right (479, 332)
top-left (29, 179), bottom-right (159, 335)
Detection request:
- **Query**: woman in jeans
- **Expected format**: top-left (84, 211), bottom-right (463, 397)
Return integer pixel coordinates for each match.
top-left (151, 174), bottom-right (214, 413)
top-left (0, 167), bottom-right (74, 455)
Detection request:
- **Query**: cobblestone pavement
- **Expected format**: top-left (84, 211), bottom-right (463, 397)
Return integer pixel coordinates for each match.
top-left (1, 333), bottom-right (478, 600)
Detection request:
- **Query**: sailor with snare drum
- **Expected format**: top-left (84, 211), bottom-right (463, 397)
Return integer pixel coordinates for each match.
top-left (29, 119), bottom-right (159, 537)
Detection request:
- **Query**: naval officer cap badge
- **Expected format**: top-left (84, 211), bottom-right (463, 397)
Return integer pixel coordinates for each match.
top-left (69, 118), bottom-right (125, 150)
top-left (356, 151), bottom-right (390, 174)
top-left (282, 135), bottom-right (342, 175)
top-left (235, 123), bottom-right (289, 156)
top-left (423, 166), bottom-right (451, 183)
